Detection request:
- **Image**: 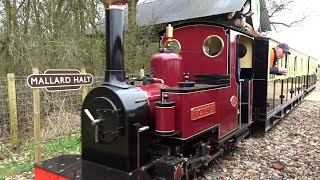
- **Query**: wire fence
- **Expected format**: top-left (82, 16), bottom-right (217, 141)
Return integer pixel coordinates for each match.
top-left (0, 77), bottom-right (9, 142)
top-left (0, 75), bottom-right (116, 145)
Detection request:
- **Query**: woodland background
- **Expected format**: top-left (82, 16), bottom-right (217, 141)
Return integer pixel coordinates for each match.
top-left (0, 1), bottom-right (158, 173)
top-left (0, 0), bottom-right (158, 77)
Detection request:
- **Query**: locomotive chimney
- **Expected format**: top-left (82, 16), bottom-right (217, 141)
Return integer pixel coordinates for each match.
top-left (102, 0), bottom-right (129, 88)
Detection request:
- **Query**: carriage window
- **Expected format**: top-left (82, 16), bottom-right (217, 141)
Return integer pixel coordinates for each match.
top-left (203, 35), bottom-right (224, 58)
top-left (164, 39), bottom-right (181, 53)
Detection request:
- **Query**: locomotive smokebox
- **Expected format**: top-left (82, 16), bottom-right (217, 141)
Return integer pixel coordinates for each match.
top-left (81, 1), bottom-right (152, 177)
top-left (104, 2), bottom-right (129, 88)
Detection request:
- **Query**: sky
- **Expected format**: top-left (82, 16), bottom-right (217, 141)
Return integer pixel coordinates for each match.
top-left (267, 0), bottom-right (320, 60)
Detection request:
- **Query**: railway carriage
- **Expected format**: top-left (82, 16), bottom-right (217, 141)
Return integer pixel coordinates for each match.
top-left (253, 38), bottom-right (317, 131)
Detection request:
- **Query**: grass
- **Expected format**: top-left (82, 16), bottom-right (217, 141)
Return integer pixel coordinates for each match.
top-left (0, 133), bottom-right (80, 180)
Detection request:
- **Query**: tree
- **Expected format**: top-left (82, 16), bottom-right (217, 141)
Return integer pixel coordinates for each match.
top-left (266, 0), bottom-right (308, 31)
top-left (128, 0), bottom-right (138, 28)
top-left (2, 0), bottom-right (18, 74)
top-left (0, 0), bottom-right (157, 76)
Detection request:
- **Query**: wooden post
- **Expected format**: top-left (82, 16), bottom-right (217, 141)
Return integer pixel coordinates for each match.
top-left (33, 68), bottom-right (41, 163)
top-left (139, 69), bottom-right (145, 78)
top-left (7, 73), bottom-right (19, 149)
top-left (81, 67), bottom-right (88, 102)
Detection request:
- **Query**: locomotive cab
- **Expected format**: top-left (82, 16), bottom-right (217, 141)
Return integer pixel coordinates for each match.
top-left (140, 24), bottom-right (256, 179)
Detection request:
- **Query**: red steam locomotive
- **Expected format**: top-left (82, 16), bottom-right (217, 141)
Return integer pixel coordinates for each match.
top-left (34, 0), bottom-right (318, 180)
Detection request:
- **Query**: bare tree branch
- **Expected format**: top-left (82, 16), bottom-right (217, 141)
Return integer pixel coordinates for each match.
top-left (268, 0), bottom-right (294, 18)
top-left (270, 15), bottom-right (307, 28)
top-left (17, 0), bottom-right (26, 11)
top-left (266, 0), bottom-right (309, 31)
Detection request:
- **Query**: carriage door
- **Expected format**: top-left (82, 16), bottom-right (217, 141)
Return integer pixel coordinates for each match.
top-left (237, 35), bottom-right (254, 129)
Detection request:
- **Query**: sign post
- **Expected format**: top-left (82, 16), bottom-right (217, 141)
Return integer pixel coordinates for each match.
top-left (27, 69), bottom-right (93, 162)
top-left (32, 68), bottom-right (41, 163)
top-left (27, 69), bottom-right (93, 91)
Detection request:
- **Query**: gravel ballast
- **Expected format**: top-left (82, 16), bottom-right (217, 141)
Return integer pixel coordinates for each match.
top-left (203, 83), bottom-right (320, 179)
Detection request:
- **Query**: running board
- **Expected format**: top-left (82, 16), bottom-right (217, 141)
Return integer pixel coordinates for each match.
top-left (235, 127), bottom-right (250, 141)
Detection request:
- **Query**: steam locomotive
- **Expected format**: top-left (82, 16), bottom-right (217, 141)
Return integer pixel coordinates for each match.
top-left (34, 1), bottom-right (318, 180)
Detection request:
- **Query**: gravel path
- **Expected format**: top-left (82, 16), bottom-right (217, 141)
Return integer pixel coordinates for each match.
top-left (203, 83), bottom-right (320, 180)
